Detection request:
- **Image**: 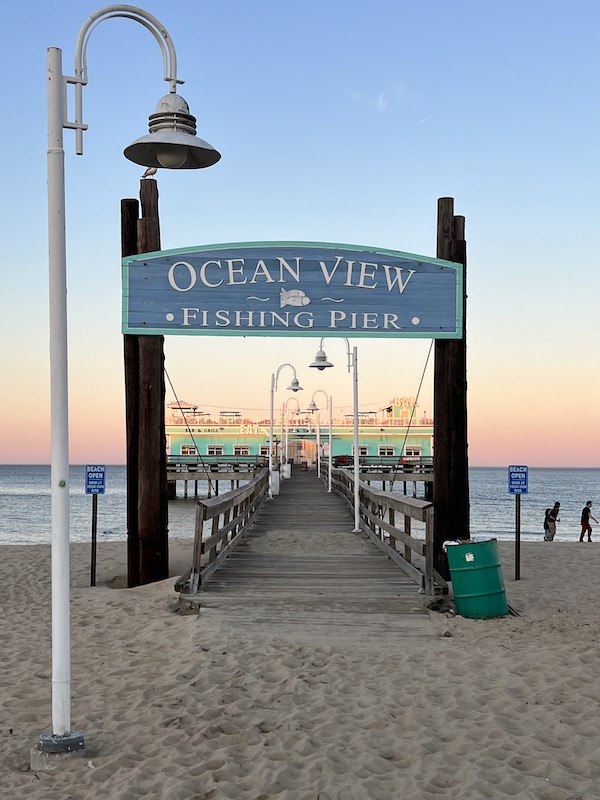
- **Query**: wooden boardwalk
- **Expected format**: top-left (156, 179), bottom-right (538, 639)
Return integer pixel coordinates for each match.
top-left (199, 469), bottom-right (436, 647)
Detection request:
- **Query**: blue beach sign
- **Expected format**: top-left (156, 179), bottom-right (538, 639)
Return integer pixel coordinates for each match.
top-left (122, 242), bottom-right (463, 338)
top-left (508, 465), bottom-right (528, 495)
top-left (85, 465), bottom-right (106, 495)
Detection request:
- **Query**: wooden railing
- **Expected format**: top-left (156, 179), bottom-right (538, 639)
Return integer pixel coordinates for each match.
top-left (175, 467), bottom-right (269, 596)
top-left (167, 455), bottom-right (267, 472)
top-left (329, 466), bottom-right (438, 595)
top-left (330, 455), bottom-right (433, 473)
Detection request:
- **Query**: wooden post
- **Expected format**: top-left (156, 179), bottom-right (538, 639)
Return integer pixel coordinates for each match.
top-left (122, 180), bottom-right (169, 587)
top-left (122, 198), bottom-right (140, 587)
top-left (137, 179), bottom-right (168, 584)
top-left (433, 197), bottom-right (469, 581)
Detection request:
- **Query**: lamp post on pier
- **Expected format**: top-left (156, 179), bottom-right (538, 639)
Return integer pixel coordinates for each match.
top-left (41, 4), bottom-right (220, 766)
top-left (282, 396), bottom-right (301, 471)
top-left (269, 364), bottom-right (303, 498)
top-left (309, 338), bottom-right (360, 531)
top-left (306, 400), bottom-right (322, 477)
top-left (307, 390), bottom-right (333, 492)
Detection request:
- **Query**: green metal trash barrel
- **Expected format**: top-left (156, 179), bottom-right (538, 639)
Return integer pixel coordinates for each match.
top-left (446, 539), bottom-right (508, 619)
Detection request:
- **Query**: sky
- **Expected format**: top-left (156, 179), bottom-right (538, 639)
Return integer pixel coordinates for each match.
top-left (1, 0), bottom-right (599, 467)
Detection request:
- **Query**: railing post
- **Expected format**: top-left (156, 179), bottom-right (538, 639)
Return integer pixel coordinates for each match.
top-left (208, 516), bottom-right (220, 564)
top-left (404, 514), bottom-right (412, 564)
top-left (190, 504), bottom-right (207, 593)
top-left (425, 506), bottom-right (435, 596)
top-left (389, 507), bottom-right (396, 551)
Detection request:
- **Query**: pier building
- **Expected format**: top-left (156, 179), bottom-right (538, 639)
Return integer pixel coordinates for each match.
top-left (165, 396), bottom-right (433, 468)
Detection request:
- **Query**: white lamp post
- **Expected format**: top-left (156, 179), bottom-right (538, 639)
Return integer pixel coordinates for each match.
top-left (41, 5), bottom-right (220, 763)
top-left (308, 391), bottom-right (333, 492)
top-left (306, 400), bottom-right (321, 477)
top-left (282, 396), bottom-right (301, 469)
top-left (310, 338), bottom-right (360, 531)
top-left (269, 364), bottom-right (302, 498)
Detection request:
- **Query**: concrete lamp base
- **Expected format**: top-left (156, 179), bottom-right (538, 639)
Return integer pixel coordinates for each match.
top-left (30, 732), bottom-right (86, 772)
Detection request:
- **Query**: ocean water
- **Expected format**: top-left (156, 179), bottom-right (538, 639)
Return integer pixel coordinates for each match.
top-left (0, 464), bottom-right (197, 546)
top-left (468, 467), bottom-right (599, 542)
top-left (0, 464), bottom-right (598, 545)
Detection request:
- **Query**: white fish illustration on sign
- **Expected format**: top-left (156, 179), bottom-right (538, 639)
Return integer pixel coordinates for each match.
top-left (280, 289), bottom-right (310, 308)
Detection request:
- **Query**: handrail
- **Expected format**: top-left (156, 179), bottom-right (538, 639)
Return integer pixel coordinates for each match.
top-left (331, 455), bottom-right (433, 473)
top-left (175, 467), bottom-right (269, 595)
top-left (328, 465), bottom-right (437, 594)
top-left (167, 455), bottom-right (268, 466)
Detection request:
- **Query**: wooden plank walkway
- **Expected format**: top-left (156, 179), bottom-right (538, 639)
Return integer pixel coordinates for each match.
top-left (199, 469), bottom-right (436, 648)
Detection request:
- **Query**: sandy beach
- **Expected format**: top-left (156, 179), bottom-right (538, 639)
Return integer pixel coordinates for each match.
top-left (2, 535), bottom-right (600, 800)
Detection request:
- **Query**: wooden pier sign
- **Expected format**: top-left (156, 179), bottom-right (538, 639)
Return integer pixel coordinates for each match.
top-left (122, 242), bottom-right (463, 339)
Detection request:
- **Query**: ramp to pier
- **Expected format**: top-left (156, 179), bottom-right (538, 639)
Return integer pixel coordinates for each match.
top-left (199, 470), bottom-right (435, 648)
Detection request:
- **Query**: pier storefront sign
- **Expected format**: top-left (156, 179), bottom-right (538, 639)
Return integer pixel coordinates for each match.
top-left (122, 242), bottom-right (463, 338)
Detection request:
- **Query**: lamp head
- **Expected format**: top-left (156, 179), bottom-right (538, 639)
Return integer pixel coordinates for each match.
top-left (124, 93), bottom-right (221, 170)
top-left (307, 400), bottom-right (318, 412)
top-left (287, 377), bottom-right (303, 393)
top-left (309, 349), bottom-right (333, 370)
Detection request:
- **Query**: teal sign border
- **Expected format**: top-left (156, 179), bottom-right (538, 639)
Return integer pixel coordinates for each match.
top-left (122, 241), bottom-right (463, 338)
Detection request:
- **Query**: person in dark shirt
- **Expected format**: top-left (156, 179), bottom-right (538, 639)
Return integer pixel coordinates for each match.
top-left (579, 501), bottom-right (598, 542)
top-left (543, 508), bottom-right (552, 537)
top-left (545, 502), bottom-right (561, 541)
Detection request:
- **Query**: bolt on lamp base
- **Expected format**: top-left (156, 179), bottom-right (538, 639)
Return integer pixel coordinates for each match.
top-left (30, 732), bottom-right (85, 771)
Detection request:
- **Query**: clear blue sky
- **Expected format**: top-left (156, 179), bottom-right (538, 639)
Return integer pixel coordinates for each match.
top-left (1, 0), bottom-right (599, 466)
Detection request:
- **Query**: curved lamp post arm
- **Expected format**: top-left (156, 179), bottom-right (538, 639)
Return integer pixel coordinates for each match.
top-left (310, 389), bottom-right (329, 408)
top-left (67, 4), bottom-right (184, 155)
top-left (284, 396), bottom-right (301, 414)
top-left (342, 337), bottom-right (355, 374)
top-left (274, 362), bottom-right (300, 391)
top-left (75, 6), bottom-right (181, 87)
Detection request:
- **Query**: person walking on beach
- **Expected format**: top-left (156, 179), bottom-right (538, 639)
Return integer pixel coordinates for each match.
top-left (579, 501), bottom-right (598, 542)
top-left (545, 502), bottom-right (561, 541)
top-left (543, 508), bottom-right (552, 538)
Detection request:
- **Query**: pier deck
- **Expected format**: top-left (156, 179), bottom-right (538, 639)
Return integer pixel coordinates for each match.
top-left (198, 469), bottom-right (435, 647)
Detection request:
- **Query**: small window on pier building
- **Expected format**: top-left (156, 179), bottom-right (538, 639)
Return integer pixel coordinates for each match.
top-left (207, 445), bottom-right (224, 456)
top-left (379, 446), bottom-right (395, 456)
top-left (233, 446), bottom-right (250, 456)
top-left (181, 446), bottom-right (197, 456)
top-left (405, 447), bottom-right (421, 456)
top-left (352, 446), bottom-right (369, 456)
top-left (259, 445), bottom-right (270, 457)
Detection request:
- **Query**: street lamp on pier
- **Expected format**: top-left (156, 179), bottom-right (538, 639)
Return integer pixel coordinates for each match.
top-left (307, 390), bottom-right (333, 492)
top-left (269, 364), bottom-right (303, 498)
top-left (309, 338), bottom-right (360, 531)
top-left (282, 396), bottom-right (301, 471)
top-left (42, 4), bottom-right (220, 765)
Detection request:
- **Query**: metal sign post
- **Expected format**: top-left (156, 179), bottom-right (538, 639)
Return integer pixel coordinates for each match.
top-left (85, 466), bottom-right (106, 587)
top-left (508, 465), bottom-right (528, 581)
